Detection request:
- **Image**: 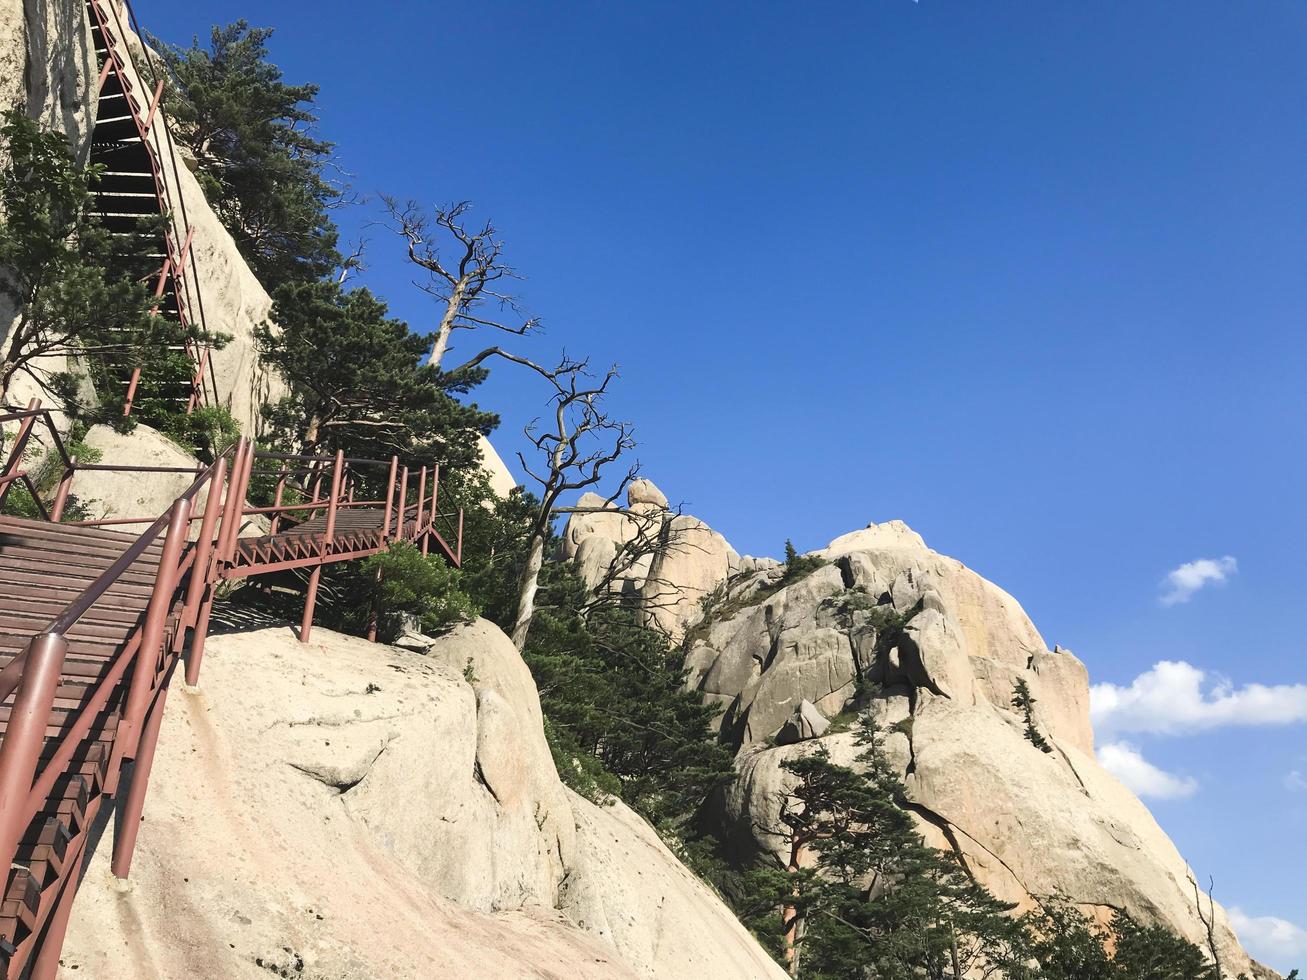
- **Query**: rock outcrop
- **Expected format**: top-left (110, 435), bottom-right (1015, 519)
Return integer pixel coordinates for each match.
top-left (62, 620), bottom-right (787, 979)
top-left (688, 520), bottom-right (1267, 977)
top-left (561, 478), bottom-right (740, 640)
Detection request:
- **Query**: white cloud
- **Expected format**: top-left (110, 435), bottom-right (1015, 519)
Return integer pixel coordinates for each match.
top-left (1096, 741), bottom-right (1198, 799)
top-left (1229, 907), bottom-right (1307, 967)
top-left (1286, 770), bottom-right (1307, 792)
top-left (1091, 660), bottom-right (1307, 737)
top-left (1159, 555), bottom-right (1237, 605)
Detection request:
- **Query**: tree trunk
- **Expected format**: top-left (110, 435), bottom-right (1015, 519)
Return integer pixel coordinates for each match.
top-left (427, 281), bottom-right (466, 371)
top-left (510, 531), bottom-right (546, 651)
top-left (783, 839), bottom-right (804, 977)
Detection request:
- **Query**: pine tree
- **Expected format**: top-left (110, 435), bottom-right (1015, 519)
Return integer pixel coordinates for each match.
top-left (155, 21), bottom-right (340, 286)
top-left (1011, 678), bottom-right (1054, 753)
top-left (768, 712), bottom-right (1026, 979)
top-left (256, 279), bottom-right (496, 473)
top-left (0, 109), bottom-right (167, 405)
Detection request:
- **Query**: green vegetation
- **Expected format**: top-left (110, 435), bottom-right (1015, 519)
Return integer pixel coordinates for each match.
top-left (359, 541), bottom-right (477, 641)
top-left (1012, 678), bottom-right (1054, 754)
top-left (255, 280), bottom-right (495, 470)
top-left (160, 405), bottom-right (241, 462)
top-left (749, 711), bottom-right (1027, 978)
top-left (512, 560), bottom-right (734, 837)
top-left (155, 21), bottom-right (340, 287)
top-left (0, 109), bottom-right (163, 406)
top-left (780, 538), bottom-right (828, 587)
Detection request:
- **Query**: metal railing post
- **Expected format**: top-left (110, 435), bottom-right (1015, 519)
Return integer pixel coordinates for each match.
top-left (122, 366), bottom-right (141, 418)
top-left (381, 456), bottom-right (398, 542)
top-left (0, 632), bottom-right (68, 875)
top-left (397, 466), bottom-right (409, 539)
top-left (430, 465), bottom-right (440, 532)
top-left (269, 469), bottom-right (287, 535)
top-left (122, 496), bottom-right (191, 758)
top-left (325, 449), bottom-right (344, 543)
top-left (415, 467), bottom-right (427, 541)
top-left (457, 508), bottom-right (464, 566)
top-left (180, 457), bottom-right (227, 687)
top-left (112, 679), bottom-right (170, 880)
top-left (216, 438), bottom-right (250, 563)
top-left (0, 397), bottom-right (40, 511)
top-left (49, 454), bottom-right (78, 522)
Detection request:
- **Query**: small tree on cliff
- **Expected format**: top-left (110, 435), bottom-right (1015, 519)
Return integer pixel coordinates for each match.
top-left (763, 711), bottom-right (1024, 979)
top-left (451, 347), bottom-right (635, 651)
top-left (384, 199), bottom-right (538, 371)
top-left (1011, 678), bottom-right (1054, 753)
top-left (155, 21), bottom-right (340, 286)
top-left (0, 109), bottom-right (164, 405)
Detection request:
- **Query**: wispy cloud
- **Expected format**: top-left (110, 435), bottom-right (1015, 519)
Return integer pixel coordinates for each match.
top-left (1286, 770), bottom-right (1307, 792)
top-left (1159, 556), bottom-right (1237, 605)
top-left (1091, 661), bottom-right (1307, 737)
top-left (1228, 907), bottom-right (1307, 967)
top-left (1097, 742), bottom-right (1197, 799)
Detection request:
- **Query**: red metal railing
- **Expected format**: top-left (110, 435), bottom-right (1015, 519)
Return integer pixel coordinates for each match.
top-left (85, 0), bottom-right (217, 418)
top-left (0, 400), bottom-right (464, 975)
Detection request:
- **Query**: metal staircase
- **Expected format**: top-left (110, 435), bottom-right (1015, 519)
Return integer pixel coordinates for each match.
top-left (0, 401), bottom-right (464, 978)
top-left (84, 0), bottom-right (216, 420)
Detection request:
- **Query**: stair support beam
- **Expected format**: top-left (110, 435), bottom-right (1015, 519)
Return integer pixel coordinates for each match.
top-left (121, 496), bottom-right (189, 759)
top-left (111, 678), bottom-right (169, 880)
top-left (0, 633), bottom-right (68, 876)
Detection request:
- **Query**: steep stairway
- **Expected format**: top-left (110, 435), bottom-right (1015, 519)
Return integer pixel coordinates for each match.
top-left (83, 0), bottom-right (205, 421)
top-left (0, 516), bottom-right (167, 975)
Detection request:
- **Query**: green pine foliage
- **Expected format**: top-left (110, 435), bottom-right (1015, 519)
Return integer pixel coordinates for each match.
top-left (256, 279), bottom-right (497, 472)
top-left (507, 560), bottom-right (734, 838)
top-left (0, 109), bottom-right (165, 404)
top-left (1019, 900), bottom-right (1222, 980)
top-left (154, 21), bottom-right (340, 286)
top-left (160, 405), bottom-right (241, 462)
top-left (1011, 678), bottom-right (1055, 753)
top-left (771, 712), bottom-right (1026, 979)
top-left (780, 538), bottom-right (827, 586)
top-left (358, 541), bottom-right (478, 640)
top-left (307, 541), bottom-right (477, 643)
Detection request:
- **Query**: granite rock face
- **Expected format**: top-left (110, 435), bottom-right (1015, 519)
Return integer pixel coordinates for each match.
top-left (693, 520), bottom-right (1265, 977)
top-left (62, 621), bottom-right (786, 980)
top-left (561, 479), bottom-right (740, 640)
top-left (0, 0), bottom-right (283, 435)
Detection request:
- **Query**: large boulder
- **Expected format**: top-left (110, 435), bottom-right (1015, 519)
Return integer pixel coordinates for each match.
top-left (688, 521), bottom-right (1092, 754)
top-left (561, 479), bottom-right (740, 641)
top-left (62, 620), bottom-right (786, 979)
top-left (698, 520), bottom-right (1266, 976)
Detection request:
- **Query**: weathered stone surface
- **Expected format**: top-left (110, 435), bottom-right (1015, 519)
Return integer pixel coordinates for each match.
top-left (477, 434), bottom-right (518, 497)
top-left (561, 480), bottom-right (741, 641)
top-left (2, 2), bottom-right (283, 435)
top-left (76, 423), bottom-right (206, 520)
top-left (705, 521), bottom-right (1266, 976)
top-left (64, 620), bottom-right (784, 979)
top-left (561, 793), bottom-right (789, 980)
top-left (776, 700), bottom-right (831, 745)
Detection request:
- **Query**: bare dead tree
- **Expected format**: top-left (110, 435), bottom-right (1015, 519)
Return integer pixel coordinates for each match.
top-left (1189, 872), bottom-right (1225, 980)
top-left (335, 238), bottom-right (367, 286)
top-left (453, 346), bottom-right (635, 650)
top-left (383, 199), bottom-right (539, 371)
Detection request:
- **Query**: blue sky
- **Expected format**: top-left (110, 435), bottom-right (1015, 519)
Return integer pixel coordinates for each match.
top-left (138, 1), bottom-right (1306, 968)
